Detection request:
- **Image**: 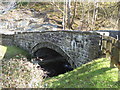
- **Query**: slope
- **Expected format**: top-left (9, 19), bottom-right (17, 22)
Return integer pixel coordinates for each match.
top-left (44, 58), bottom-right (119, 88)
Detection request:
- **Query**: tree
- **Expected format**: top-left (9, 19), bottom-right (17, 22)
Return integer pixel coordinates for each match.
top-left (92, 1), bottom-right (99, 30)
top-left (66, 0), bottom-right (71, 29)
top-left (118, 1), bottom-right (120, 30)
top-left (70, 0), bottom-right (77, 29)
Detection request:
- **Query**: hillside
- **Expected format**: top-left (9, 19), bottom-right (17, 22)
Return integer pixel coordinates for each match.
top-left (0, 2), bottom-right (119, 33)
top-left (1, 45), bottom-right (119, 88)
top-left (44, 58), bottom-right (119, 88)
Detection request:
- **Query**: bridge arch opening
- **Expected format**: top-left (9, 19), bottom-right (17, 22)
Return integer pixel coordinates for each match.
top-left (32, 42), bottom-right (73, 77)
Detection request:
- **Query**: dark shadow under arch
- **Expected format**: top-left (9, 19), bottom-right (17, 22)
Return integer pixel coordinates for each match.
top-left (31, 42), bottom-right (73, 77)
top-left (32, 42), bottom-right (72, 63)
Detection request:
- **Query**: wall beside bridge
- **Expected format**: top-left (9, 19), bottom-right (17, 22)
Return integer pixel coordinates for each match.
top-left (0, 34), bottom-right (14, 46)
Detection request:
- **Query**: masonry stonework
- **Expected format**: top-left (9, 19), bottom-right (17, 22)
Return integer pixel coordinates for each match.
top-left (0, 34), bottom-right (14, 46)
top-left (13, 31), bottom-right (101, 68)
top-left (1, 30), bottom-right (119, 69)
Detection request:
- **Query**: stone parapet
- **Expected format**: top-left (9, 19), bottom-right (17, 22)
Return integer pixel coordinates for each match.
top-left (0, 34), bottom-right (14, 46)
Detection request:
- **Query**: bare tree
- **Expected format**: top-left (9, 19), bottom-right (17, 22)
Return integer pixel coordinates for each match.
top-left (62, 0), bottom-right (71, 29)
top-left (92, 1), bottom-right (99, 30)
top-left (87, 1), bottom-right (90, 24)
top-left (70, 0), bottom-right (77, 29)
top-left (118, 1), bottom-right (120, 30)
top-left (63, 0), bottom-right (66, 30)
top-left (67, 0), bottom-right (71, 29)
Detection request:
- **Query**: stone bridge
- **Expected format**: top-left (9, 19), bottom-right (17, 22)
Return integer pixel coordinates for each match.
top-left (0, 30), bottom-right (120, 69)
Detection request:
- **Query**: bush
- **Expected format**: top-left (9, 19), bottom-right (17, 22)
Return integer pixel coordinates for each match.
top-left (1, 54), bottom-right (45, 88)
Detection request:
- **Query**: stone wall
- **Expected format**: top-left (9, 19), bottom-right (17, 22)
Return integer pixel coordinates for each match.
top-left (1, 30), bottom-right (119, 68)
top-left (14, 30), bottom-right (102, 68)
top-left (0, 34), bottom-right (14, 46)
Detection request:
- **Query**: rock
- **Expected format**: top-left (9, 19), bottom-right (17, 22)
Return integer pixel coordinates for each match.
top-left (0, 8), bottom-right (61, 33)
top-left (0, 1), bottom-right (16, 14)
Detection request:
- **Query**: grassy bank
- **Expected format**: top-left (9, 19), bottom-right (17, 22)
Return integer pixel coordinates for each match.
top-left (0, 45), bottom-right (30, 59)
top-left (44, 58), bottom-right (119, 88)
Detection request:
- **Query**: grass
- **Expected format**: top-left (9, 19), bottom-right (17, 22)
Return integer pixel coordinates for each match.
top-left (44, 58), bottom-right (119, 88)
top-left (0, 45), bottom-right (30, 59)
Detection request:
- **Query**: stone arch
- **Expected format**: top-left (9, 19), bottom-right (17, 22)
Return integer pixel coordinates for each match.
top-left (31, 41), bottom-right (73, 67)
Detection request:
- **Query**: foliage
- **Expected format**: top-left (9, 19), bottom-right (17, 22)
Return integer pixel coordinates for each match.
top-left (44, 58), bottom-right (119, 88)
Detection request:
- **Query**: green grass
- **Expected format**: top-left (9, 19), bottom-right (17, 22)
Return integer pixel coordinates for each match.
top-left (0, 45), bottom-right (30, 59)
top-left (44, 58), bottom-right (119, 88)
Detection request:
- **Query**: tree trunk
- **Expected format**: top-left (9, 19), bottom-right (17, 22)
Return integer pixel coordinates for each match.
top-left (95, 2), bottom-right (98, 21)
top-left (92, 1), bottom-right (98, 30)
top-left (70, 0), bottom-right (77, 29)
top-left (118, 69), bottom-right (120, 82)
top-left (66, 0), bottom-right (71, 29)
top-left (118, 2), bottom-right (120, 30)
top-left (63, 0), bottom-right (66, 30)
top-left (79, 2), bottom-right (85, 31)
top-left (87, 2), bottom-right (90, 24)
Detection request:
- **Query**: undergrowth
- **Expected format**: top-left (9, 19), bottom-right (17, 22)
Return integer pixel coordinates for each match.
top-left (2, 55), bottom-right (44, 88)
